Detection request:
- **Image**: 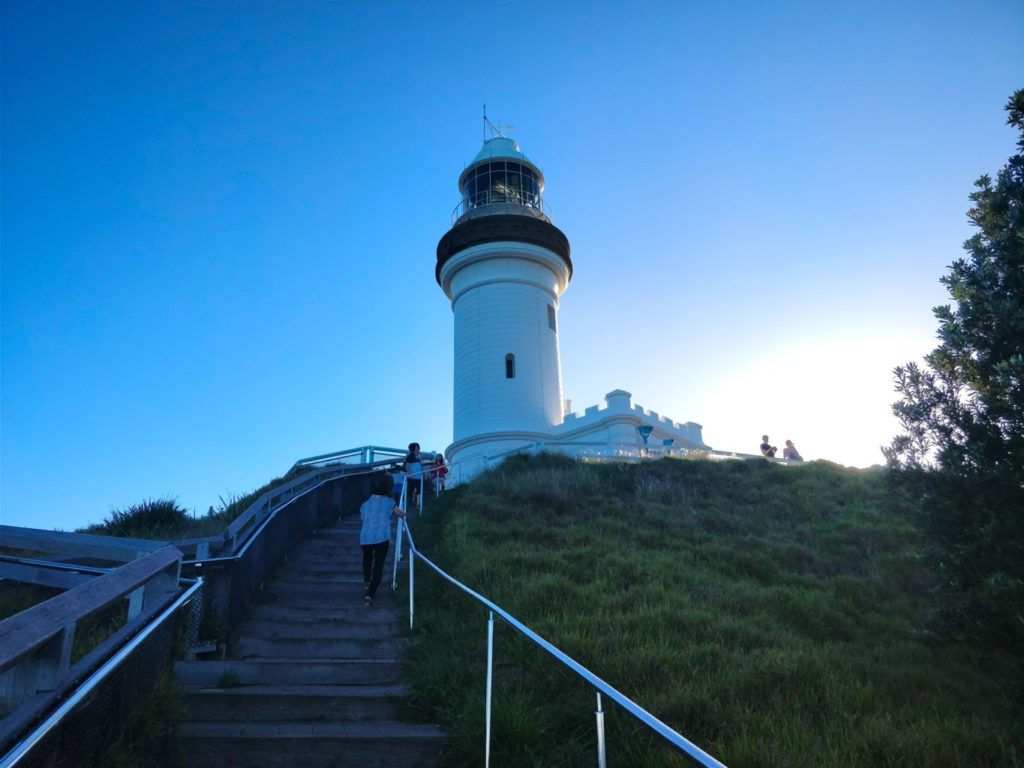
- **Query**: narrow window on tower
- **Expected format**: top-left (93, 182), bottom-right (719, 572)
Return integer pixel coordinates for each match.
top-left (547, 304), bottom-right (557, 332)
top-left (505, 354), bottom-right (516, 379)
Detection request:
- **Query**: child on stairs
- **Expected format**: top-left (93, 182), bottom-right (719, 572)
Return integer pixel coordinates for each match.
top-left (359, 473), bottom-right (406, 605)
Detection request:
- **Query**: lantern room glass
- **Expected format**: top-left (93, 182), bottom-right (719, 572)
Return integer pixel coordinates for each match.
top-left (462, 161), bottom-right (542, 213)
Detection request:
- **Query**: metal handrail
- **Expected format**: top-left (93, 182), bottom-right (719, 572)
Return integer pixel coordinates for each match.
top-left (183, 453), bottom-right (424, 559)
top-left (391, 501), bottom-right (727, 767)
top-left (289, 445), bottom-right (417, 472)
top-left (184, 459), bottom-right (418, 566)
top-left (0, 578), bottom-right (203, 768)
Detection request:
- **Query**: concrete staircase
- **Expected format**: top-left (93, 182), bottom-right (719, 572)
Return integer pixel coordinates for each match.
top-left (176, 516), bottom-right (446, 767)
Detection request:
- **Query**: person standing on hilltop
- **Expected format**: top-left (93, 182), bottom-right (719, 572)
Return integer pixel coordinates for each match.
top-left (760, 435), bottom-right (778, 457)
top-left (404, 442), bottom-right (423, 509)
top-left (359, 473), bottom-right (405, 606)
top-left (431, 453), bottom-right (448, 494)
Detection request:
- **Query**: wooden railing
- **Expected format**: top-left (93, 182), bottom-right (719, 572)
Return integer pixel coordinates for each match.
top-left (0, 546), bottom-right (182, 715)
top-left (0, 446), bottom-right (425, 763)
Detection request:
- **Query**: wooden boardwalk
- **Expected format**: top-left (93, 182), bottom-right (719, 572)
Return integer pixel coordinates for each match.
top-left (176, 515), bottom-right (446, 767)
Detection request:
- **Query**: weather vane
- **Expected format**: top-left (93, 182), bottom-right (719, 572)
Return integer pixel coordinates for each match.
top-left (483, 104), bottom-right (515, 140)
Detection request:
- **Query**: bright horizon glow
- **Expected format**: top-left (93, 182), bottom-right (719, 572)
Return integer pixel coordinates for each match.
top-left (2, 2), bottom-right (1022, 531)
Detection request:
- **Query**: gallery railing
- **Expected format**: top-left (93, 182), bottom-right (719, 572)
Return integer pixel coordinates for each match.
top-left (451, 191), bottom-right (554, 224)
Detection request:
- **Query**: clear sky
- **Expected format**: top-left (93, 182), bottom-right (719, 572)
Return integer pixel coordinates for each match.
top-left (2, 1), bottom-right (1022, 532)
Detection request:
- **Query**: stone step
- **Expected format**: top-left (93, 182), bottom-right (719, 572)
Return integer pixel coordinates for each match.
top-left (245, 603), bottom-right (402, 624)
top-left (283, 551), bottom-right (378, 565)
top-left (286, 548), bottom-right (383, 561)
top-left (176, 659), bottom-right (405, 687)
top-left (237, 618), bottom-right (403, 640)
top-left (179, 721), bottom-right (446, 768)
top-left (307, 525), bottom-right (359, 535)
top-left (294, 531), bottom-right (360, 543)
top-left (267, 576), bottom-right (369, 590)
top-left (275, 560), bottom-right (360, 573)
top-left (289, 542), bottom-right (356, 555)
top-left (183, 684), bottom-right (408, 723)
top-left (257, 584), bottom-right (399, 608)
top-left (268, 570), bottom-right (364, 583)
top-left (274, 561), bottom-right (366, 574)
top-left (233, 636), bottom-right (406, 661)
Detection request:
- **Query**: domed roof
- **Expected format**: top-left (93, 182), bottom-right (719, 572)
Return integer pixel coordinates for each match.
top-left (459, 136), bottom-right (545, 193)
top-left (470, 136), bottom-right (531, 164)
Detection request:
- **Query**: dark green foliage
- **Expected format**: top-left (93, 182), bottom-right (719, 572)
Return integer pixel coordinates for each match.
top-left (405, 454), bottom-right (1020, 768)
top-left (83, 498), bottom-right (192, 539)
top-left (0, 583), bottom-right (60, 621)
top-left (76, 467), bottom-right (314, 541)
top-left (886, 91), bottom-right (1024, 651)
top-left (70, 599), bottom-right (128, 664)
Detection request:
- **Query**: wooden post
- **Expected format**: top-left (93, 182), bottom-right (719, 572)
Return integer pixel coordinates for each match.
top-left (0, 622), bottom-right (75, 710)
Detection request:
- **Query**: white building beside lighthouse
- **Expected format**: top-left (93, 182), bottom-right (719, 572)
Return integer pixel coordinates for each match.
top-left (436, 133), bottom-right (709, 479)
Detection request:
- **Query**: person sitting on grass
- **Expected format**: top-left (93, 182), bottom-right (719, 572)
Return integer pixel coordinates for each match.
top-left (359, 473), bottom-right (406, 606)
top-left (783, 440), bottom-right (803, 461)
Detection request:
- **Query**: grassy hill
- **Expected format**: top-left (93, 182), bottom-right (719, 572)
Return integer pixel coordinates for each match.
top-left (404, 454), bottom-right (1021, 768)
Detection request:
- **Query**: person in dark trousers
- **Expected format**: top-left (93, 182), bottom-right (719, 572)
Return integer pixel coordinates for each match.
top-left (404, 442), bottom-right (423, 509)
top-left (359, 473), bottom-right (405, 605)
top-left (760, 435), bottom-right (778, 457)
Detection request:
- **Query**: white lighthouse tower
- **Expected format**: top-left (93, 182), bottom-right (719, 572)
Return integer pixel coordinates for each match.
top-left (436, 133), bottom-right (572, 472)
top-left (437, 129), bottom-right (711, 481)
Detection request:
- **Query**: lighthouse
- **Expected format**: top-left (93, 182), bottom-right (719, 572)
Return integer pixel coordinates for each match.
top-left (436, 134), bottom-right (571, 470)
top-left (437, 131), bottom-right (710, 480)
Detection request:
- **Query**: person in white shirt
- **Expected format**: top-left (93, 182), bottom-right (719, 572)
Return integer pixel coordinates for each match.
top-left (359, 473), bottom-right (405, 605)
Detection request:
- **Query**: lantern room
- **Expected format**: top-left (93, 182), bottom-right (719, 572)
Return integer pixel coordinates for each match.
top-left (453, 137), bottom-right (548, 222)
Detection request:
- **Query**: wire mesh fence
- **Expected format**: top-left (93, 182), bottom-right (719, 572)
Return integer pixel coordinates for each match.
top-left (6, 595), bottom-right (190, 768)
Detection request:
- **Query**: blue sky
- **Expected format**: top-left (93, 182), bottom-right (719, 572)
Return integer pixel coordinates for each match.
top-left (2, 1), bottom-right (1022, 531)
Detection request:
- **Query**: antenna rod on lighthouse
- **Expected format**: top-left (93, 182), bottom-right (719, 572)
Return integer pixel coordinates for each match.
top-left (482, 106), bottom-right (504, 140)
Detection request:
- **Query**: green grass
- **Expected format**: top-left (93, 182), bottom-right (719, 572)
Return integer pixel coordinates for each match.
top-left (0, 583), bottom-right (61, 621)
top-left (404, 454), bottom-right (1022, 768)
top-left (216, 668), bottom-right (242, 689)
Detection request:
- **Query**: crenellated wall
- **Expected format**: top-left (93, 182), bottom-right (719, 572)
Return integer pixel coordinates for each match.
top-left (554, 389), bottom-right (707, 449)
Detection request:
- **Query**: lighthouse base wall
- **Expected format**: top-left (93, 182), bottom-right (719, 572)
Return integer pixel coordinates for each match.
top-left (443, 390), bottom-right (710, 486)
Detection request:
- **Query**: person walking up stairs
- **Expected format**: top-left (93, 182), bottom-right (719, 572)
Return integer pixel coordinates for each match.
top-left (176, 510), bottom-right (446, 767)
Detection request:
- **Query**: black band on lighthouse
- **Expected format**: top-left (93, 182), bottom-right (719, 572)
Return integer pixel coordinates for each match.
top-left (436, 214), bottom-right (572, 285)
